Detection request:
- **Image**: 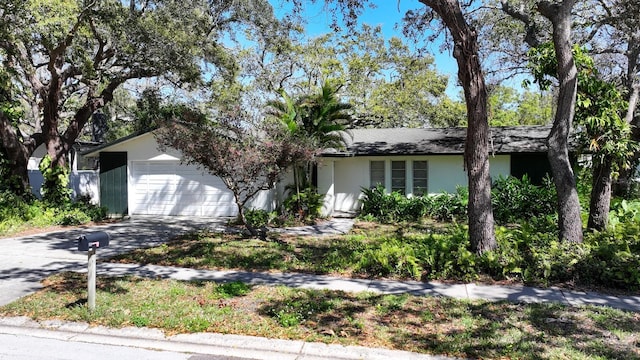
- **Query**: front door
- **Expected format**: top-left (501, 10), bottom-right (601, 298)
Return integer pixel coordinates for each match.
top-left (99, 152), bottom-right (128, 215)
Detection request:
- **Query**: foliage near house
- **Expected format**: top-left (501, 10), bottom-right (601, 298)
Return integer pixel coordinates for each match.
top-left (268, 82), bottom-right (353, 221)
top-left (360, 176), bottom-right (556, 225)
top-left (155, 107), bottom-right (314, 236)
top-left (0, 191), bottom-right (107, 236)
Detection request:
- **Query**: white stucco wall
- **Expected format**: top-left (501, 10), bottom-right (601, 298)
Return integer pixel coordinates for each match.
top-left (28, 144), bottom-right (99, 202)
top-left (28, 170), bottom-right (99, 203)
top-left (87, 132), bottom-right (277, 215)
top-left (333, 158), bottom-right (369, 213)
top-left (316, 159), bottom-right (335, 216)
top-left (318, 154), bottom-right (512, 215)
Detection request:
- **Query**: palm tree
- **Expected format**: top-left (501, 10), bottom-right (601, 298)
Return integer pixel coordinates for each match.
top-left (299, 82), bottom-right (353, 152)
top-left (267, 82), bottom-right (353, 217)
top-left (266, 91), bottom-right (307, 202)
top-left (266, 90), bottom-right (299, 136)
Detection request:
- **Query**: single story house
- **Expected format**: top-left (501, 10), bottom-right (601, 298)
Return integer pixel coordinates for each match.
top-left (316, 125), bottom-right (553, 215)
top-left (82, 125), bottom-right (554, 217)
top-left (82, 131), bottom-right (276, 217)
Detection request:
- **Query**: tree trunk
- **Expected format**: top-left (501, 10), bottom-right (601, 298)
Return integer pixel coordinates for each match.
top-left (0, 113), bottom-right (38, 196)
top-left (1, 145), bottom-right (31, 195)
top-left (237, 203), bottom-right (258, 237)
top-left (419, 0), bottom-right (496, 254)
top-left (538, 0), bottom-right (583, 243)
top-left (234, 193), bottom-right (267, 239)
top-left (588, 159), bottom-right (612, 231)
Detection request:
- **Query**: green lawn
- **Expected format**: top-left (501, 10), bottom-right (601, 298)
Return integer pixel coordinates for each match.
top-left (109, 221), bottom-right (640, 293)
top-left (2, 221), bottom-right (640, 359)
top-left (1, 272), bottom-right (638, 360)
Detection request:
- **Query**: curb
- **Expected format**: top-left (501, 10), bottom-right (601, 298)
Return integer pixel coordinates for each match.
top-left (0, 316), bottom-right (460, 360)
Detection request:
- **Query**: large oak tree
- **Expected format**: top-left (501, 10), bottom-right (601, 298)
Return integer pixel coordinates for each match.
top-left (0, 0), bottom-right (276, 197)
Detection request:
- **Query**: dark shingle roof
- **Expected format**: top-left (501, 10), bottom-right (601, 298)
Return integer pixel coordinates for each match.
top-left (323, 125), bottom-right (553, 156)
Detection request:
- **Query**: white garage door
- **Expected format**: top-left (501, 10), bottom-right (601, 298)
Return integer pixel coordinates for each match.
top-left (130, 161), bottom-right (237, 216)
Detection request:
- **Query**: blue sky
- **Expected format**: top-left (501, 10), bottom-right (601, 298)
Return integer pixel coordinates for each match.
top-left (270, 1), bottom-right (463, 97)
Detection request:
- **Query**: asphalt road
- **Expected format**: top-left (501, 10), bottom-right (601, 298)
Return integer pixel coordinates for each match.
top-left (0, 333), bottom-right (258, 360)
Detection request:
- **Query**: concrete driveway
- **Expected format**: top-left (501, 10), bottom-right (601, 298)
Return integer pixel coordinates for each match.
top-left (0, 216), bottom-right (231, 306)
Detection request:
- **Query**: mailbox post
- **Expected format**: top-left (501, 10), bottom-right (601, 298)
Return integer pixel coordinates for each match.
top-left (78, 232), bottom-right (110, 311)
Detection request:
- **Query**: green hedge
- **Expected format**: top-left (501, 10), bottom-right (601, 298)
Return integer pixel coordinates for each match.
top-left (360, 185), bottom-right (468, 223)
top-left (360, 176), bottom-right (556, 224)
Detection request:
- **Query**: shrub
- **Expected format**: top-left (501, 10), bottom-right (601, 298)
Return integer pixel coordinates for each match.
top-left (244, 208), bottom-right (274, 228)
top-left (425, 187), bottom-right (468, 222)
top-left (608, 199), bottom-right (640, 230)
top-left (70, 195), bottom-right (108, 222)
top-left (360, 185), bottom-right (407, 223)
top-left (0, 190), bottom-right (107, 235)
top-left (362, 176), bottom-right (557, 224)
top-left (360, 185), bottom-right (385, 217)
top-left (491, 175), bottom-right (556, 224)
top-left (283, 187), bottom-right (325, 223)
top-left (356, 238), bottom-right (423, 279)
top-left (414, 226), bottom-right (477, 281)
top-left (577, 225), bottom-right (640, 289)
top-left (351, 217), bottom-right (640, 290)
top-left (0, 190), bottom-right (30, 219)
top-left (39, 155), bottom-right (72, 206)
top-left (360, 186), bottom-right (468, 223)
top-left (55, 208), bottom-right (91, 226)
top-left (476, 219), bottom-right (640, 290)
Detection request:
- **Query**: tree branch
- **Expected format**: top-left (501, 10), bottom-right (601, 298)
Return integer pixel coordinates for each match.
top-left (500, 0), bottom-right (542, 48)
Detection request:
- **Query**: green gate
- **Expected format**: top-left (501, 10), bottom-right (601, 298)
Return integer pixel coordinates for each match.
top-left (99, 152), bottom-right (128, 215)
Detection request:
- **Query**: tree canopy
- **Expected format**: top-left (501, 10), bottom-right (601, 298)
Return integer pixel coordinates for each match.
top-left (0, 0), bottom-right (279, 197)
top-left (237, 22), bottom-right (453, 128)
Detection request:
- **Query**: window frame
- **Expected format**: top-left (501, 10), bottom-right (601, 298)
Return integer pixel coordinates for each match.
top-left (369, 160), bottom-right (386, 189)
top-left (391, 160), bottom-right (406, 194)
top-left (367, 158), bottom-right (429, 196)
top-left (412, 160), bottom-right (428, 196)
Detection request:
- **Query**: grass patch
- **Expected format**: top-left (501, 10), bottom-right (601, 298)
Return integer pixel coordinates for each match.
top-left (109, 229), bottom-right (377, 276)
top-left (1, 272), bottom-right (639, 359)
top-left (110, 221), bottom-right (640, 293)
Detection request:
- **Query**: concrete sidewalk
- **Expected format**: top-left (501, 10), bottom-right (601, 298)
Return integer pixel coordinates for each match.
top-left (93, 263), bottom-right (640, 312)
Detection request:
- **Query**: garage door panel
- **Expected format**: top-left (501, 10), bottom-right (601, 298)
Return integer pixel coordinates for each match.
top-left (131, 161), bottom-right (237, 217)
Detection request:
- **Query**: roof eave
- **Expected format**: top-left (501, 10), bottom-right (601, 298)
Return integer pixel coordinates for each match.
top-left (81, 128), bottom-right (156, 157)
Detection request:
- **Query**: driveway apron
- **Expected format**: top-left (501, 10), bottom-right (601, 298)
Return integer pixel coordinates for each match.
top-left (0, 217), bottom-right (229, 306)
